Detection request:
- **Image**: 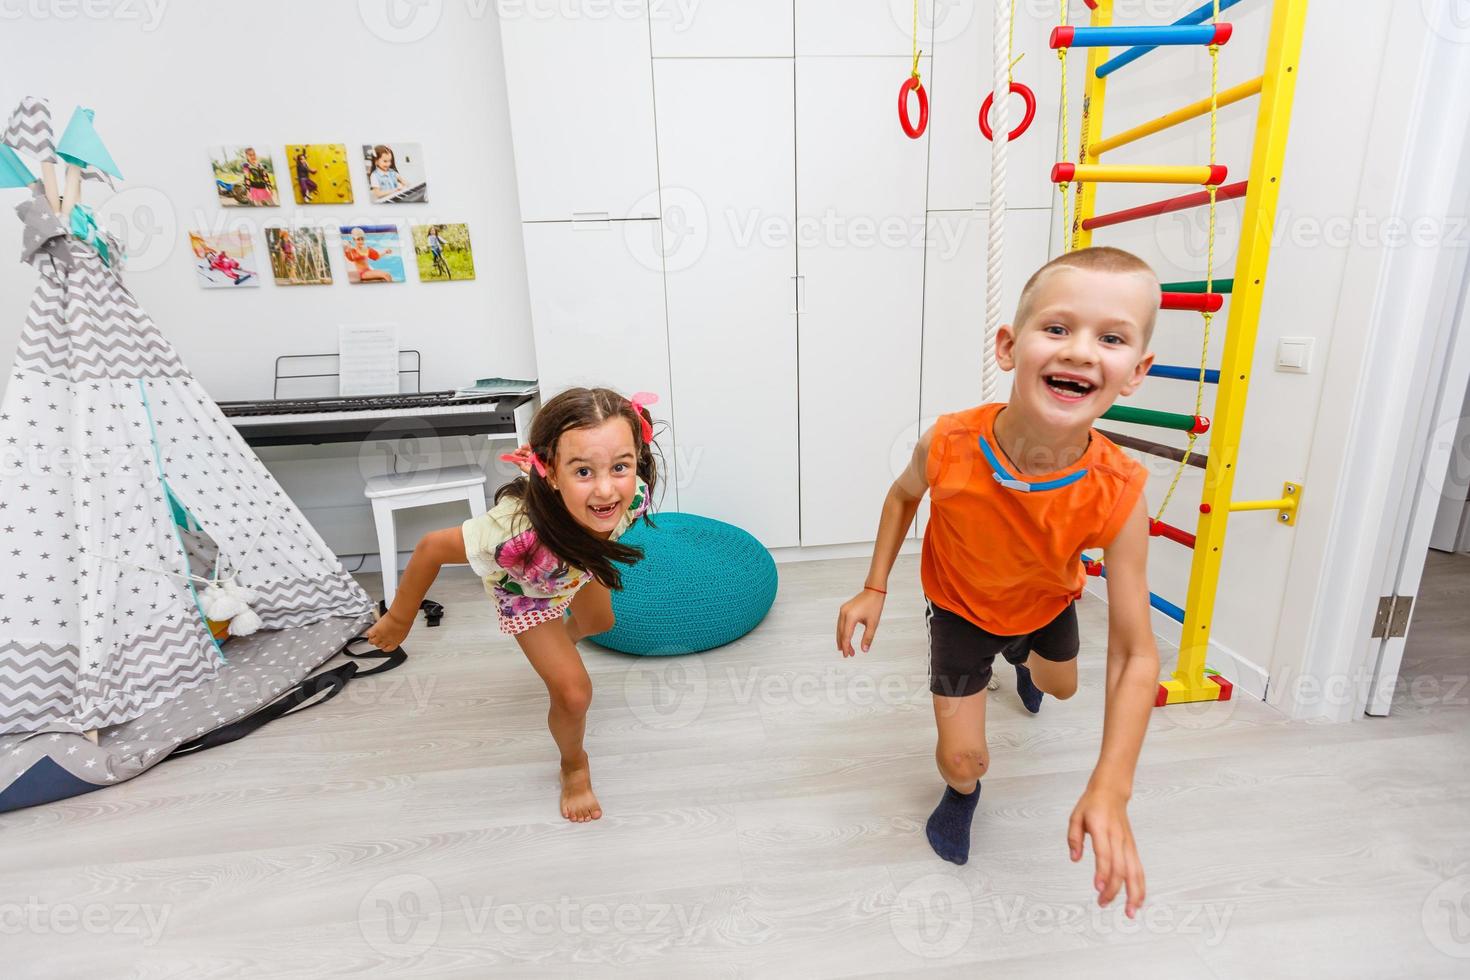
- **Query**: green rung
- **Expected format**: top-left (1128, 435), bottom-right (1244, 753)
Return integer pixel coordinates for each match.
top-left (1159, 277), bottom-right (1234, 294)
top-left (1101, 404), bottom-right (1203, 432)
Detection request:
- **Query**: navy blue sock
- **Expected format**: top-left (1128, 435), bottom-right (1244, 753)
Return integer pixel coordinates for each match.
top-left (925, 781), bottom-right (982, 865)
top-left (1014, 662), bottom-right (1044, 714)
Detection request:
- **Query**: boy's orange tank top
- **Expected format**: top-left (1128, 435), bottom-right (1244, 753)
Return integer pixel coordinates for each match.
top-left (921, 402), bottom-right (1148, 636)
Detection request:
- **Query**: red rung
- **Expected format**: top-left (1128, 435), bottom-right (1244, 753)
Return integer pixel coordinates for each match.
top-left (1081, 180), bottom-right (1248, 231)
top-left (1148, 518), bottom-right (1197, 549)
top-left (1161, 291), bottom-right (1224, 312)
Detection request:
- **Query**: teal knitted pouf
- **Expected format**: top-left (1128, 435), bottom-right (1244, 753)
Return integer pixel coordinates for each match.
top-left (590, 512), bottom-right (778, 655)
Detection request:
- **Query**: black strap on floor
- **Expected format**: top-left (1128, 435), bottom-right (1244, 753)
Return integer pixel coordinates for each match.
top-left (166, 639), bottom-right (407, 759)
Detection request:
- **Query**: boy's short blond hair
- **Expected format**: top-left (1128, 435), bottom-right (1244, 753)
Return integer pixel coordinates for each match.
top-left (1013, 246), bottom-right (1161, 345)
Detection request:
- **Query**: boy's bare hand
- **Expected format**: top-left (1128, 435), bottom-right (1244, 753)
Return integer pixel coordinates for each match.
top-left (836, 590), bottom-right (885, 657)
top-left (366, 611), bottom-right (413, 652)
top-left (1068, 784), bottom-right (1146, 918)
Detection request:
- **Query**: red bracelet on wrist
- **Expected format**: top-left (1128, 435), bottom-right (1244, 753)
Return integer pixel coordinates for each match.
top-left (864, 585), bottom-right (887, 595)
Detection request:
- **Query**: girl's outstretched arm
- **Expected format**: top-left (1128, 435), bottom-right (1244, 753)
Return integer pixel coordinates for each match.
top-left (366, 526), bottom-right (468, 650)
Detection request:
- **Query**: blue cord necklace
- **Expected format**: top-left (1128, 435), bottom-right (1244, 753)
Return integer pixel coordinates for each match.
top-left (977, 433), bottom-right (1089, 493)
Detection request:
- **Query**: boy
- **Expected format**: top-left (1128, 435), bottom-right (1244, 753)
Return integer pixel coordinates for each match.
top-left (836, 246), bottom-right (1160, 919)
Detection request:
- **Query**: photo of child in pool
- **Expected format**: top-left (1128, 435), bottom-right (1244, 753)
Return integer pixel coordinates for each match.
top-left (285, 144), bottom-right (354, 205)
top-left (412, 223), bottom-right (475, 282)
top-left (189, 230), bottom-right (260, 288)
top-left (339, 225), bottom-right (406, 283)
top-left (267, 227), bottom-right (333, 285)
top-left (363, 142), bottom-right (428, 204)
top-left (209, 146), bottom-right (279, 208)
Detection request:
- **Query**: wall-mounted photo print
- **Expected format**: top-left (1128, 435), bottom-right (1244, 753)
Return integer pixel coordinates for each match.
top-left (285, 143), bottom-right (354, 205)
top-left (189, 230), bottom-right (259, 287)
top-left (266, 227), bottom-right (333, 285)
top-left (339, 225), bottom-right (405, 283)
top-left (363, 142), bottom-right (427, 204)
top-left (210, 146), bottom-right (279, 207)
top-left (412, 223), bottom-right (475, 282)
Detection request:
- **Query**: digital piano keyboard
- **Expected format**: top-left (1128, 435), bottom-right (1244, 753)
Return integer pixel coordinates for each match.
top-left (218, 390), bottom-right (533, 448)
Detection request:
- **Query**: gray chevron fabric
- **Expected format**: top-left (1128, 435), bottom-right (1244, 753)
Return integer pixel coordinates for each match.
top-left (2, 96), bottom-right (58, 164)
top-left (0, 164), bottom-right (373, 748)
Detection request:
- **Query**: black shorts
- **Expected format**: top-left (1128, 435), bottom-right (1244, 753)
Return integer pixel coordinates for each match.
top-left (926, 600), bottom-right (1079, 698)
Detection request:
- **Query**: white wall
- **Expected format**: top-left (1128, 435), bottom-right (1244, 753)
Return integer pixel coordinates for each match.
top-left (0, 1), bottom-right (535, 563)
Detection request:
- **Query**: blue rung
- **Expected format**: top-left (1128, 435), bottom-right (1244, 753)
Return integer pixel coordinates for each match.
top-left (1097, 0), bottom-right (1247, 78)
top-left (1080, 554), bottom-right (1187, 624)
top-left (1149, 364), bottom-right (1221, 384)
top-left (1055, 24), bottom-right (1228, 50)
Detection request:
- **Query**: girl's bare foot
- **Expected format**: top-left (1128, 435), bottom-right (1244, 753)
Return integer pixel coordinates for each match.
top-left (560, 756), bottom-right (602, 822)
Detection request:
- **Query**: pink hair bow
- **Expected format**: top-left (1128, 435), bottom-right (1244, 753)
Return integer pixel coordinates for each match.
top-left (499, 446), bottom-right (548, 478)
top-left (629, 391), bottom-right (659, 443)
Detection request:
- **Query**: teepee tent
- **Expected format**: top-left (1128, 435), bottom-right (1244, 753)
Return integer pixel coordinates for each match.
top-left (0, 99), bottom-right (386, 811)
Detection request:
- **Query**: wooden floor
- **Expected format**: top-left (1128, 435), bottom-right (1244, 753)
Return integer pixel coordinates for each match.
top-left (4, 553), bottom-right (1469, 978)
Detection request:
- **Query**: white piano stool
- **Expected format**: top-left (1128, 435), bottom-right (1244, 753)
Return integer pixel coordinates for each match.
top-left (365, 464), bottom-right (489, 606)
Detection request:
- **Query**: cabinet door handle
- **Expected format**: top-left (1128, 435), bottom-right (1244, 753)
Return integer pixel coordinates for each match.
top-left (792, 274), bottom-right (806, 315)
top-left (571, 211), bottom-right (611, 224)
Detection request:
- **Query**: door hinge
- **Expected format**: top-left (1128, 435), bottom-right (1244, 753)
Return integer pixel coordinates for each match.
top-left (1371, 594), bottom-right (1415, 639)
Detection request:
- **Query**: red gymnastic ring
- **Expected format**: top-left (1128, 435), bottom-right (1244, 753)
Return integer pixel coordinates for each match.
top-left (898, 76), bottom-right (929, 139)
top-left (979, 82), bottom-right (1037, 142)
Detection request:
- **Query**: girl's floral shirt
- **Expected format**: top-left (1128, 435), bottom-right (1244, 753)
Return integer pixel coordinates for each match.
top-left (461, 479), bottom-right (649, 619)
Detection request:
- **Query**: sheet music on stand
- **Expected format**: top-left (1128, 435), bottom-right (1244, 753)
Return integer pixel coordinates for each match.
top-left (271, 350), bottom-right (423, 400)
top-left (339, 324), bottom-right (400, 397)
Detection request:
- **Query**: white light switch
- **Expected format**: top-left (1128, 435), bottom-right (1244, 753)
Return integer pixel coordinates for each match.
top-left (1276, 337), bottom-right (1313, 374)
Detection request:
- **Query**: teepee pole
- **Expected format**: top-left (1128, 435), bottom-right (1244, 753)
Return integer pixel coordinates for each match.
top-left (40, 161), bottom-right (61, 214)
top-left (61, 163), bottom-right (81, 223)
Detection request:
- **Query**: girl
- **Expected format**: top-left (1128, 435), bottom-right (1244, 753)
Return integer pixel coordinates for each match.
top-left (368, 144), bottom-right (405, 201)
top-left (426, 225), bottom-right (450, 279)
top-left (342, 227), bottom-right (394, 283)
top-left (366, 387), bottom-right (659, 823)
top-left (240, 147), bottom-right (277, 206)
top-left (294, 149), bottom-right (318, 203)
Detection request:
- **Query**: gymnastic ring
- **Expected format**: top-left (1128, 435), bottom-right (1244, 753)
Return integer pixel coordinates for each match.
top-left (979, 82), bottom-right (1037, 142)
top-left (898, 76), bottom-right (929, 139)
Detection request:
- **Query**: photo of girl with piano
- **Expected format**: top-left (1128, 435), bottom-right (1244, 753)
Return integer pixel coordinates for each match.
top-left (366, 387), bottom-right (660, 824)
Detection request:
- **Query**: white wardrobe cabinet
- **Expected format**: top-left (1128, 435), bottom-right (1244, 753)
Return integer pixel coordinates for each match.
top-left (654, 59), bottom-right (801, 547)
top-left (796, 0), bottom-right (936, 57)
top-left (499, 5), bottom-right (661, 222)
top-left (519, 219), bottom-right (679, 509)
top-left (927, 0), bottom-right (1063, 211)
top-left (796, 56), bottom-right (930, 547)
top-left (650, 0), bottom-right (794, 57)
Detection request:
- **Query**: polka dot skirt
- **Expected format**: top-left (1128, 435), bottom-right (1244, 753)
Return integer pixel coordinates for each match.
top-left (498, 601), bottom-right (572, 636)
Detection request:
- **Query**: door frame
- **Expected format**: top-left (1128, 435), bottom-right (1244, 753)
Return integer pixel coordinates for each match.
top-left (1279, 11), bottom-right (1470, 722)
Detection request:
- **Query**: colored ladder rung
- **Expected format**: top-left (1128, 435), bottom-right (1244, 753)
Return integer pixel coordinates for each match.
top-left (1161, 278), bottom-right (1234, 294)
top-left (1149, 518), bottom-right (1197, 549)
top-left (1093, 76), bottom-right (1263, 155)
top-left (1053, 163), bottom-right (1228, 186)
top-left (1079, 555), bottom-right (1187, 623)
top-left (1148, 364), bottom-right (1221, 384)
top-left (1161, 291), bottom-right (1224, 312)
top-left (1051, 24), bottom-right (1233, 50)
top-left (1081, 180), bottom-right (1247, 229)
top-left (1096, 427), bottom-right (1208, 469)
top-left (1096, 0), bottom-right (1248, 78)
top-left (1102, 405), bottom-right (1211, 434)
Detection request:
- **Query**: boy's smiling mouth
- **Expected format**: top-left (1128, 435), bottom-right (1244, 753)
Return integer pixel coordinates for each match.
top-left (1044, 373), bottom-right (1097, 400)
